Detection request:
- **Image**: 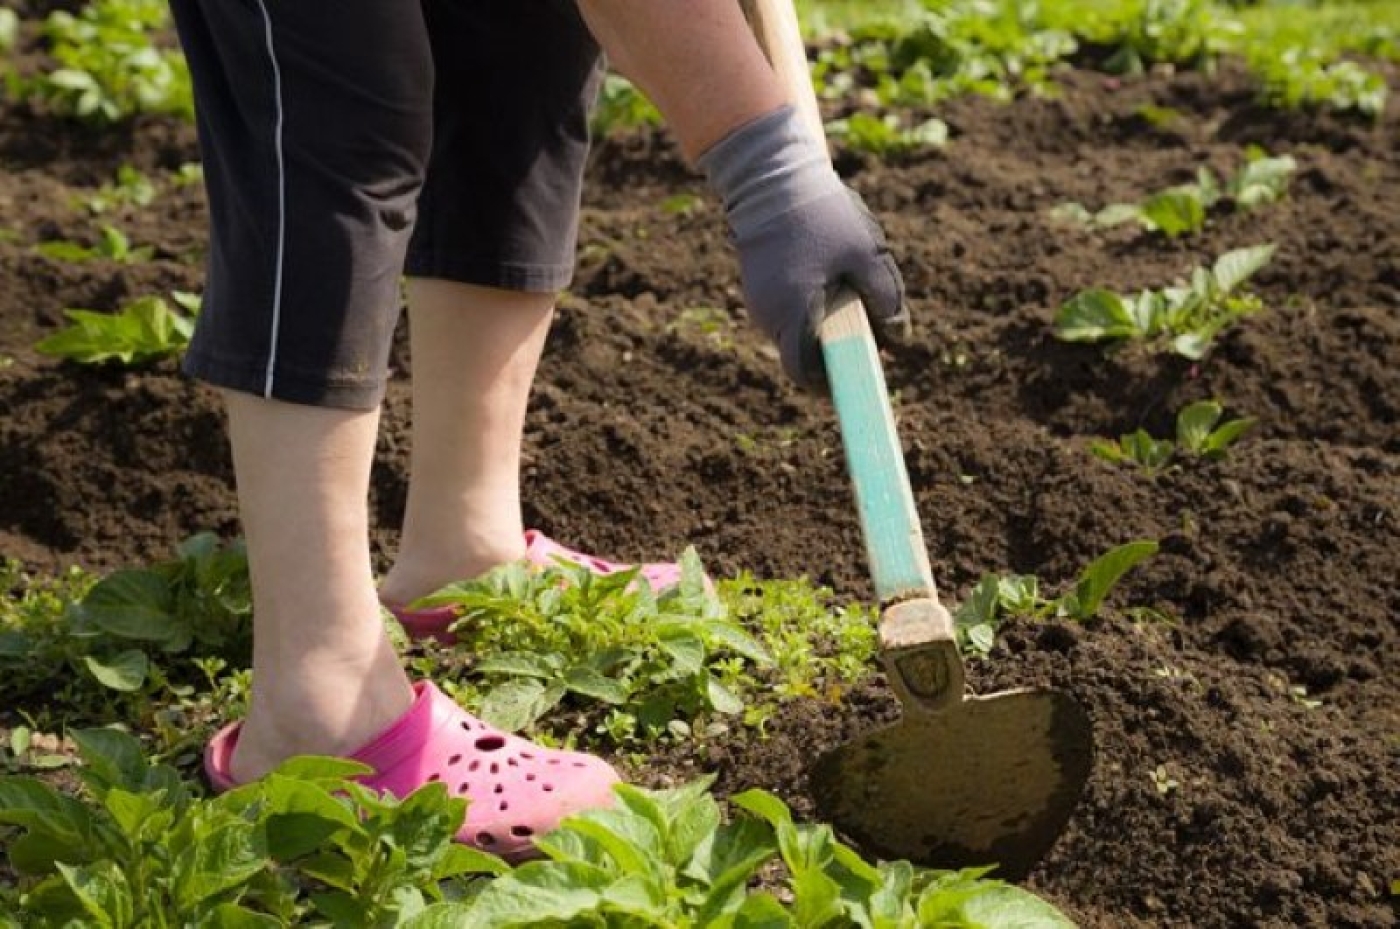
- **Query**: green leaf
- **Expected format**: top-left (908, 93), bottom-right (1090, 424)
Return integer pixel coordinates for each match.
top-left (960, 883), bottom-right (1078, 926)
top-left (1063, 540), bottom-right (1159, 621)
top-left (732, 892), bottom-right (793, 928)
top-left (1203, 417), bottom-right (1256, 457)
top-left (1212, 244), bottom-right (1276, 294)
top-left (1175, 400), bottom-right (1223, 453)
top-left (261, 774), bottom-right (364, 859)
top-left (706, 675), bottom-right (745, 715)
top-left (464, 860), bottom-right (611, 925)
top-left (0, 776), bottom-right (95, 865)
top-left (1054, 289), bottom-right (1140, 342)
top-left (564, 808), bottom-right (664, 878)
top-left (56, 861), bottom-right (131, 928)
top-left (78, 569), bottom-right (175, 642)
top-left (83, 649), bottom-right (149, 692)
top-left (1139, 189), bottom-right (1207, 237)
top-left (700, 619), bottom-right (773, 665)
top-left (266, 755), bottom-right (373, 784)
top-left (475, 652), bottom-right (560, 679)
top-left (203, 904), bottom-right (284, 929)
top-left (73, 728), bottom-right (148, 793)
top-left (170, 820), bottom-right (267, 911)
top-left (431, 843), bottom-right (511, 881)
top-left (656, 626), bottom-right (706, 675)
top-left (563, 667), bottom-right (630, 704)
top-left (479, 677), bottom-right (554, 732)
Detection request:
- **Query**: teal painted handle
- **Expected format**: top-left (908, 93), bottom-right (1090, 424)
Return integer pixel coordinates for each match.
top-left (819, 290), bottom-right (935, 603)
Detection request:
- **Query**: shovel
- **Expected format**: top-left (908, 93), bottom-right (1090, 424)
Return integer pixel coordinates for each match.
top-left (740, 0), bottom-right (1094, 880)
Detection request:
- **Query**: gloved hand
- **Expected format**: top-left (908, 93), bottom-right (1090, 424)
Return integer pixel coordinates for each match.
top-left (698, 105), bottom-right (909, 390)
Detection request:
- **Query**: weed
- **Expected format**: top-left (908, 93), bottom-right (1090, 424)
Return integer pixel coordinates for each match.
top-left (79, 164), bottom-right (157, 215)
top-left (1149, 764), bottom-right (1180, 795)
top-left (827, 112), bottom-right (949, 155)
top-left (1054, 244), bottom-right (1275, 359)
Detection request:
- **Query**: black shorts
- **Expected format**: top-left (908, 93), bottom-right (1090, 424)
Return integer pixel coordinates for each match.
top-left (170, 0), bottom-right (604, 409)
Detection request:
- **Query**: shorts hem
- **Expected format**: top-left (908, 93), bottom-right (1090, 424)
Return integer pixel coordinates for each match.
top-left (183, 350), bottom-right (387, 411)
top-left (404, 250), bottom-right (575, 294)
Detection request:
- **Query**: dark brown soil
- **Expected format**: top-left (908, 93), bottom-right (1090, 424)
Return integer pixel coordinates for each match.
top-left (1, 48), bottom-right (1396, 928)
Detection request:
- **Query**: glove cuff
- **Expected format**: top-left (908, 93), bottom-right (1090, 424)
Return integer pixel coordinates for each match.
top-left (697, 105), bottom-right (838, 234)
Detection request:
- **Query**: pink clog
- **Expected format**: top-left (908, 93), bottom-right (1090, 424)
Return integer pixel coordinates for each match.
top-left (386, 529), bottom-right (705, 644)
top-left (204, 680), bottom-right (619, 860)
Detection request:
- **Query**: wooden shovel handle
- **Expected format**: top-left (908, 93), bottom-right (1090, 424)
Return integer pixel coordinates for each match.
top-left (738, 0), bottom-right (964, 710)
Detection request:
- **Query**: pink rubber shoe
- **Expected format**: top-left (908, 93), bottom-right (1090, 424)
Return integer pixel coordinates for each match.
top-left (204, 681), bottom-right (619, 860)
top-left (386, 529), bottom-right (705, 644)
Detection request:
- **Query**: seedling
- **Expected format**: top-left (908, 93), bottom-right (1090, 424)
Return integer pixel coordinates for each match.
top-left (1054, 244), bottom-right (1275, 359)
top-left (79, 164), bottom-right (157, 215)
top-left (954, 540), bottom-right (1160, 657)
top-left (24, 0), bottom-right (192, 122)
top-left (1253, 49), bottom-right (1387, 118)
top-left (591, 73), bottom-right (661, 136)
top-left (1093, 400), bottom-right (1256, 473)
top-left (826, 112), bottom-right (948, 155)
top-left (1149, 764), bottom-right (1180, 796)
top-left (36, 224), bottom-right (153, 263)
top-left (35, 292), bottom-right (197, 365)
top-left (1053, 153), bottom-right (1296, 238)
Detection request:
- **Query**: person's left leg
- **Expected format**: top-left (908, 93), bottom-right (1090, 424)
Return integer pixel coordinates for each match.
top-left (377, 280), bottom-right (554, 608)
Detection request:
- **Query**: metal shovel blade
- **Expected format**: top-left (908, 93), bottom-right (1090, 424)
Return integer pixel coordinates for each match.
top-left (809, 688), bottom-right (1093, 881)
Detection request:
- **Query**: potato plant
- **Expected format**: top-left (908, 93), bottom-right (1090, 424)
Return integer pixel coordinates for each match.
top-left (1054, 244), bottom-right (1275, 359)
top-left (1092, 400), bottom-right (1257, 473)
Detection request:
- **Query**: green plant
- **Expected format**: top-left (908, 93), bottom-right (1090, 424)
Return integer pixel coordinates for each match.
top-left (412, 776), bottom-right (1075, 926)
top-left (1252, 48), bottom-right (1387, 118)
top-left (414, 552), bottom-right (773, 741)
top-left (1053, 152), bottom-right (1296, 238)
top-left (1054, 244), bottom-right (1275, 359)
top-left (826, 112), bottom-right (949, 155)
top-left (1092, 400), bottom-right (1256, 472)
top-left (0, 734), bottom-right (1075, 927)
top-left (1091, 0), bottom-right (1242, 75)
top-left (36, 224), bottom-right (153, 263)
top-left (954, 540), bottom-right (1160, 656)
top-left (0, 732), bottom-right (501, 925)
top-left (27, 0), bottom-right (192, 122)
top-left (80, 164), bottom-right (157, 215)
top-left (591, 73), bottom-right (661, 136)
top-left (35, 292), bottom-right (198, 365)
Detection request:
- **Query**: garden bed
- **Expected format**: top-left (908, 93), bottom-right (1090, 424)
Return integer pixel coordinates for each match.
top-left (1, 47), bottom-right (1396, 928)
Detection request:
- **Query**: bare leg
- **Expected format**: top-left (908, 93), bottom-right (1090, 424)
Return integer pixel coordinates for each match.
top-left (224, 391), bottom-right (414, 784)
top-left (377, 280), bottom-right (555, 607)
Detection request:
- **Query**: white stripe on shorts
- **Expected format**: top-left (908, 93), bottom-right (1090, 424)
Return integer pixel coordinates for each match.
top-left (255, 0), bottom-right (287, 398)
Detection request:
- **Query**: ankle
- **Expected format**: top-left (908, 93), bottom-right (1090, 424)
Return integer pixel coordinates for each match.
top-left (231, 641), bottom-right (414, 783)
top-left (380, 535), bottom-right (526, 606)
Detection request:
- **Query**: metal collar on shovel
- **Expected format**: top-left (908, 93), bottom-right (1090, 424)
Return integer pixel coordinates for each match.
top-left (741, 0), bottom-right (1094, 881)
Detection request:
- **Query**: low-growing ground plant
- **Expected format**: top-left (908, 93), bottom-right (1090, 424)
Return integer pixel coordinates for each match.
top-left (1092, 400), bottom-right (1256, 473)
top-left (826, 111), bottom-right (949, 155)
top-left (1054, 244), bottom-right (1275, 359)
top-left (35, 224), bottom-right (152, 264)
top-left (35, 291), bottom-right (198, 365)
top-left (78, 164), bottom-right (157, 215)
top-left (21, 0), bottom-right (191, 122)
top-left (590, 73), bottom-right (661, 137)
top-left (954, 540), bottom-right (1160, 657)
top-left (0, 731), bottom-right (1077, 926)
top-left (1053, 150), bottom-right (1297, 238)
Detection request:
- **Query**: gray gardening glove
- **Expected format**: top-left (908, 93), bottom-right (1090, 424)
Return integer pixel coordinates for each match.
top-left (698, 105), bottom-right (909, 390)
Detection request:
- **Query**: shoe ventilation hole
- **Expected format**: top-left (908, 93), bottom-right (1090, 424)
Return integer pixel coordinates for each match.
top-left (490, 762), bottom-right (499, 774)
top-left (476, 735), bottom-right (506, 752)
top-left (499, 801), bottom-right (509, 811)
top-left (458, 782), bottom-right (470, 794)
top-left (476, 832), bottom-right (496, 846)
top-left (427, 773), bottom-right (440, 782)
top-left (573, 761), bottom-right (586, 768)
top-left (543, 784), bottom-right (554, 792)
top-left (525, 773), bottom-right (536, 781)
top-left (469, 759), bottom-right (481, 772)
top-left (494, 783), bottom-right (504, 794)
top-left (447, 754), bottom-right (462, 766)
top-left (520, 751), bottom-right (534, 759)
top-left (511, 825), bottom-right (533, 838)
top-left (507, 757), bottom-right (519, 767)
